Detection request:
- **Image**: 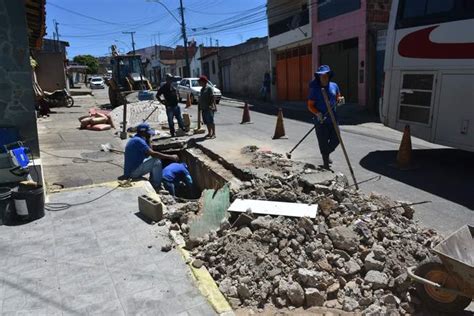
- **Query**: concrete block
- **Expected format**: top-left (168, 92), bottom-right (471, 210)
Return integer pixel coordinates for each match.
top-left (138, 194), bottom-right (163, 222)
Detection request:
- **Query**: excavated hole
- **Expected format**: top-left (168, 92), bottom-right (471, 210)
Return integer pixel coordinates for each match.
top-left (161, 147), bottom-right (234, 200)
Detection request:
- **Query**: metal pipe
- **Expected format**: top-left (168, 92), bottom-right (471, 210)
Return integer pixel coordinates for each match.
top-left (321, 88), bottom-right (359, 190)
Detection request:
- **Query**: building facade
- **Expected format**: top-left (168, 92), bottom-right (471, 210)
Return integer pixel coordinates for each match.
top-left (0, 0), bottom-right (46, 160)
top-left (219, 37), bottom-right (269, 98)
top-left (311, 0), bottom-right (391, 109)
top-left (34, 39), bottom-right (69, 91)
top-left (268, 0), bottom-right (313, 102)
top-left (200, 52), bottom-right (219, 86)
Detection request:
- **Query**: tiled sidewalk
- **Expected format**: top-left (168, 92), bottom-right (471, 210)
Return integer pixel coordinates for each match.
top-left (0, 183), bottom-right (215, 315)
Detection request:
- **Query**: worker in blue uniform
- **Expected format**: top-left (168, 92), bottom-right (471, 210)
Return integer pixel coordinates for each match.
top-left (162, 162), bottom-right (194, 197)
top-left (123, 123), bottom-right (178, 189)
top-left (307, 65), bottom-right (344, 169)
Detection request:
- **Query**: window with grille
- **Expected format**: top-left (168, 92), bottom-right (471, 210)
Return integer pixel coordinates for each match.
top-left (398, 73), bottom-right (435, 124)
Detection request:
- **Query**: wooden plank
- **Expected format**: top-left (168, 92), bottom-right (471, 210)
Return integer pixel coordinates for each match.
top-left (228, 199), bottom-right (318, 219)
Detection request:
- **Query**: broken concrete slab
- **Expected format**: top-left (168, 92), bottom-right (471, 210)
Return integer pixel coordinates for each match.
top-left (228, 199), bottom-right (318, 218)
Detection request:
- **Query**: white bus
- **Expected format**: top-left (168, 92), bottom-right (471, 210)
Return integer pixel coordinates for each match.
top-left (380, 0), bottom-right (474, 152)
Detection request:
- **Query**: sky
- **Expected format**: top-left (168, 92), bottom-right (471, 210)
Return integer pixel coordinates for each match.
top-left (45, 0), bottom-right (268, 58)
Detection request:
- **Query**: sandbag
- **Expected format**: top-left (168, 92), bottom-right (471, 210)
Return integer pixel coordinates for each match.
top-left (91, 117), bottom-right (108, 125)
top-left (88, 124), bottom-right (111, 131)
top-left (80, 117), bottom-right (93, 129)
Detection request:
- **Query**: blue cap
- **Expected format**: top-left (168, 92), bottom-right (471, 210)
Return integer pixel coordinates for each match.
top-left (315, 65), bottom-right (333, 76)
top-left (136, 123), bottom-right (155, 136)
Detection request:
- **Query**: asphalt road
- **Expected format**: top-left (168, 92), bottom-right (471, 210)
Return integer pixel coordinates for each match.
top-left (191, 97), bottom-right (473, 236)
top-left (94, 88), bottom-right (473, 235)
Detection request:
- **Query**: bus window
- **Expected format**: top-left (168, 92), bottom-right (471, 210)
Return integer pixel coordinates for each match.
top-left (426, 0), bottom-right (455, 15)
top-left (396, 0), bottom-right (472, 29)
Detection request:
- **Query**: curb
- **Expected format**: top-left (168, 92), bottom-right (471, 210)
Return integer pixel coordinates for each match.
top-left (170, 232), bottom-right (233, 315)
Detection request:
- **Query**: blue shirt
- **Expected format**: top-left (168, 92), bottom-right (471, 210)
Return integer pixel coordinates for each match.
top-left (124, 135), bottom-right (150, 176)
top-left (308, 79), bottom-right (340, 121)
top-left (162, 163), bottom-right (192, 185)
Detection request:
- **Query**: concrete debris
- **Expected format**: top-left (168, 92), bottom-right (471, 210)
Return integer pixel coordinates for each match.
top-left (161, 244), bottom-right (172, 252)
top-left (165, 147), bottom-right (440, 313)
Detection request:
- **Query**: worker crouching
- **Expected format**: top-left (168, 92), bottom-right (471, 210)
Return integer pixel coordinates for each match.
top-left (162, 163), bottom-right (194, 197)
top-left (123, 123), bottom-right (179, 190)
top-left (307, 65), bottom-right (344, 169)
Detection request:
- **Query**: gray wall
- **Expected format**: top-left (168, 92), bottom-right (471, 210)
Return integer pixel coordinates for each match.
top-left (219, 38), bottom-right (270, 98)
top-left (0, 1), bottom-right (40, 156)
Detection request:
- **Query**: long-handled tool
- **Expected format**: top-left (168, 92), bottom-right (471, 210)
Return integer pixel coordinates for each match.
top-left (321, 88), bottom-right (359, 190)
top-left (285, 126), bottom-right (315, 159)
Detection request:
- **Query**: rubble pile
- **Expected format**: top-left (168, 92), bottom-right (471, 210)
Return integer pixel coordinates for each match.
top-left (109, 100), bottom-right (167, 127)
top-left (170, 148), bottom-right (441, 314)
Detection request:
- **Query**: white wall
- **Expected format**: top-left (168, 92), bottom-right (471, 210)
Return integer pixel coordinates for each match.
top-left (268, 23), bottom-right (312, 50)
top-left (190, 46), bottom-right (202, 78)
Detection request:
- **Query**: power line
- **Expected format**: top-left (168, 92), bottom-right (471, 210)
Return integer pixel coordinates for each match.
top-left (48, 1), bottom-right (125, 26)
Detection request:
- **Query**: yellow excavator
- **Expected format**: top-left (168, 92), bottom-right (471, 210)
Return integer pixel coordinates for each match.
top-left (107, 46), bottom-right (152, 107)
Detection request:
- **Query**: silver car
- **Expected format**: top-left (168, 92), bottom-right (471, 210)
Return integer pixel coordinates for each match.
top-left (90, 77), bottom-right (105, 89)
top-left (177, 78), bottom-right (222, 104)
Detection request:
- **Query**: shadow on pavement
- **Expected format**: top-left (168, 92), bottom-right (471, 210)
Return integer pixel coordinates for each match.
top-left (360, 148), bottom-right (474, 210)
top-left (223, 96), bottom-right (380, 126)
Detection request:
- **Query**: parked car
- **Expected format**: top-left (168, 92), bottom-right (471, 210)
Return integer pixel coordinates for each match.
top-left (90, 77), bottom-right (105, 89)
top-left (177, 78), bottom-right (222, 104)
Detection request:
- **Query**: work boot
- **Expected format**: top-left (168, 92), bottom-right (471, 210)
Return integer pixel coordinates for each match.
top-left (322, 154), bottom-right (331, 170)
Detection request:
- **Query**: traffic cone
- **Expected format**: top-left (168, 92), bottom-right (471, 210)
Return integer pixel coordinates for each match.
top-left (186, 93), bottom-right (192, 108)
top-left (395, 124), bottom-right (414, 170)
top-left (240, 102), bottom-right (251, 124)
top-left (272, 108), bottom-right (287, 139)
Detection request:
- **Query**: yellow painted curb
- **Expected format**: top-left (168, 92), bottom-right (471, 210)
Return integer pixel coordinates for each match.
top-left (177, 245), bottom-right (233, 314)
top-left (45, 180), bottom-right (148, 202)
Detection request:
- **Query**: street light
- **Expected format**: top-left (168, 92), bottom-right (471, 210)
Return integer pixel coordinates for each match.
top-left (146, 0), bottom-right (190, 77)
top-left (146, 0), bottom-right (181, 24)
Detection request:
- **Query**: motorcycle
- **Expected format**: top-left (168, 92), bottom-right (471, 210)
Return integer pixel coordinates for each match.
top-left (43, 88), bottom-right (74, 108)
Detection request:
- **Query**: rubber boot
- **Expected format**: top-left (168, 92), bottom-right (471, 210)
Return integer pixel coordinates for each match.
top-left (322, 154), bottom-right (331, 170)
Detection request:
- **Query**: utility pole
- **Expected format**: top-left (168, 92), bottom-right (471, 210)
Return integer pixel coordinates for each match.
top-left (54, 20), bottom-right (60, 52)
top-left (179, 0), bottom-right (190, 77)
top-left (123, 31), bottom-right (136, 55)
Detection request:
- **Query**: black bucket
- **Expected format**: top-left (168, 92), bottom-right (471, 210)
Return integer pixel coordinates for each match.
top-left (11, 184), bottom-right (45, 221)
top-left (0, 187), bottom-right (14, 225)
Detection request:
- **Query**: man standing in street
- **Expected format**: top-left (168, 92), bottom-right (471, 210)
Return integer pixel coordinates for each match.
top-left (123, 123), bottom-right (179, 190)
top-left (198, 75), bottom-right (216, 139)
top-left (157, 73), bottom-right (186, 137)
top-left (307, 65), bottom-right (344, 169)
top-left (162, 163), bottom-right (194, 197)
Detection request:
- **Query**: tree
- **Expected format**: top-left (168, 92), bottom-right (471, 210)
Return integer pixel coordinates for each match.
top-left (73, 55), bottom-right (99, 74)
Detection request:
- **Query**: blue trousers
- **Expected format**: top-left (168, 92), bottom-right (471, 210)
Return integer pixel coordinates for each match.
top-left (130, 157), bottom-right (162, 188)
top-left (163, 181), bottom-right (176, 196)
top-left (166, 106), bottom-right (185, 135)
top-left (315, 122), bottom-right (339, 156)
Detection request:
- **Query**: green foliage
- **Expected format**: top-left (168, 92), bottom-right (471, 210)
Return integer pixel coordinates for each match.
top-left (73, 55), bottom-right (99, 74)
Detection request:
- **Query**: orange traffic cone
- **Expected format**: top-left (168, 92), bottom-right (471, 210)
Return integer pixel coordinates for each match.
top-left (395, 124), bottom-right (415, 170)
top-left (186, 93), bottom-right (192, 108)
top-left (272, 108), bottom-right (287, 139)
top-left (240, 102), bottom-right (251, 124)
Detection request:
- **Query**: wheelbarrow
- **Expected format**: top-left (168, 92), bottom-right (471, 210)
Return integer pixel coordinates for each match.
top-left (407, 225), bottom-right (474, 313)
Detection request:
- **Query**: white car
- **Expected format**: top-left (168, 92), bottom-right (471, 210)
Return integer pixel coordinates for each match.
top-left (90, 77), bottom-right (105, 89)
top-left (177, 78), bottom-right (222, 104)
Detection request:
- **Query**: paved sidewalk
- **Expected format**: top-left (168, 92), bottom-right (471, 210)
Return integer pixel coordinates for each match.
top-left (37, 94), bottom-right (124, 191)
top-left (0, 182), bottom-right (216, 315)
